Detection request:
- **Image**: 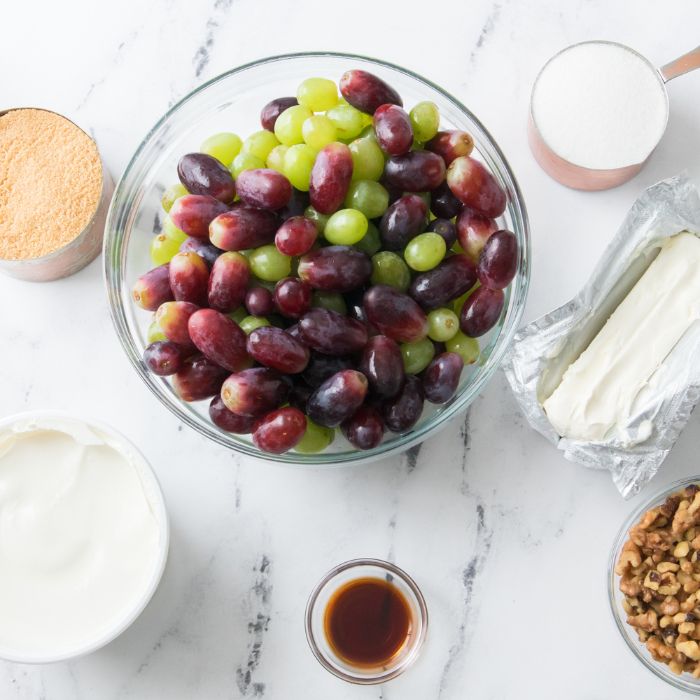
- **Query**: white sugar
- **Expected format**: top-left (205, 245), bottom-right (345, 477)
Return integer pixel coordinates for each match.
top-left (532, 42), bottom-right (668, 170)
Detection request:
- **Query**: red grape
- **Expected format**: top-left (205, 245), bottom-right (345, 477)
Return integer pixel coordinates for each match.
top-left (301, 353), bottom-right (353, 388)
top-left (446, 156), bottom-right (506, 218)
top-left (247, 326), bottom-right (310, 374)
top-left (209, 395), bottom-right (256, 433)
top-left (274, 277), bottom-right (312, 319)
top-left (309, 143), bottom-right (353, 215)
top-left (178, 153), bottom-right (235, 203)
top-left (208, 206), bottom-right (279, 251)
top-left (221, 367), bottom-right (289, 417)
top-left (156, 300), bottom-right (198, 346)
top-left (383, 151), bottom-right (445, 192)
top-left (143, 341), bottom-right (185, 376)
top-left (275, 216), bottom-right (318, 256)
top-left (261, 96), bottom-right (298, 131)
top-left (363, 285), bottom-right (428, 343)
top-left (456, 208), bottom-right (497, 264)
top-left (426, 130), bottom-right (474, 165)
top-left (187, 308), bottom-right (249, 372)
top-left (306, 369), bottom-right (368, 427)
top-left (299, 307), bottom-right (368, 355)
top-left (208, 251), bottom-right (250, 312)
top-left (245, 286), bottom-right (275, 317)
top-left (460, 286), bottom-right (504, 337)
top-left (169, 251), bottom-right (209, 306)
top-left (422, 352), bottom-right (463, 404)
top-left (339, 70), bottom-right (403, 114)
top-left (380, 375), bottom-right (424, 433)
top-left (341, 405), bottom-right (385, 450)
top-left (252, 407), bottom-right (307, 454)
top-left (409, 254), bottom-right (477, 310)
top-left (132, 264), bottom-right (173, 311)
top-left (477, 229), bottom-right (518, 289)
top-left (359, 335), bottom-right (404, 398)
top-left (430, 181), bottom-right (463, 219)
top-left (298, 246), bottom-right (371, 292)
top-left (173, 355), bottom-right (228, 402)
top-left (379, 194), bottom-right (427, 251)
top-left (169, 194), bottom-right (229, 239)
top-left (235, 168), bottom-right (292, 211)
top-left (373, 104), bottom-right (413, 156)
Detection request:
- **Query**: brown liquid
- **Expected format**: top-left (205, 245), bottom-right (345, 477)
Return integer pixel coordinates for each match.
top-left (324, 577), bottom-right (412, 667)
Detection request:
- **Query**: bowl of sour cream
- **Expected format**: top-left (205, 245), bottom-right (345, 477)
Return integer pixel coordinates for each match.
top-left (0, 411), bottom-right (169, 663)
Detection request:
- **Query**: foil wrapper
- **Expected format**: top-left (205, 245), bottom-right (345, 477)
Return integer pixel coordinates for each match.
top-left (504, 174), bottom-right (700, 498)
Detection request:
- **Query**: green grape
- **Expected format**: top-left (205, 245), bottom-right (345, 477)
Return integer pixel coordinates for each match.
top-left (266, 144), bottom-right (289, 173)
top-left (304, 206), bottom-right (330, 234)
top-left (283, 144), bottom-right (317, 192)
top-left (409, 102), bottom-right (440, 142)
top-left (227, 307), bottom-right (248, 323)
top-left (324, 208), bottom-right (368, 245)
top-left (147, 319), bottom-right (167, 343)
top-left (274, 105), bottom-right (313, 146)
top-left (162, 214), bottom-right (186, 238)
top-left (302, 115), bottom-right (337, 150)
top-left (312, 290), bottom-right (347, 315)
top-left (150, 228), bottom-right (187, 266)
top-left (295, 418), bottom-right (335, 453)
top-left (326, 104), bottom-right (365, 140)
top-left (239, 315), bottom-right (270, 334)
top-left (297, 77), bottom-right (338, 112)
top-left (231, 151), bottom-right (265, 178)
top-left (249, 244), bottom-right (292, 282)
top-left (452, 283), bottom-right (478, 314)
top-left (360, 112), bottom-right (374, 128)
top-left (370, 251), bottom-right (411, 292)
top-left (401, 338), bottom-right (435, 375)
top-left (427, 308), bottom-right (460, 342)
top-left (353, 221), bottom-right (381, 256)
top-left (161, 183), bottom-right (188, 212)
top-left (358, 124), bottom-right (378, 141)
top-left (200, 132), bottom-right (242, 167)
top-left (404, 232), bottom-right (447, 272)
top-left (344, 180), bottom-right (389, 219)
top-left (242, 130), bottom-right (280, 161)
top-left (349, 137), bottom-right (384, 181)
top-left (446, 332), bottom-right (480, 365)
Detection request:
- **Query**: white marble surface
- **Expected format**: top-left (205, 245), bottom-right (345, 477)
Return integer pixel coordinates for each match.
top-left (2, 1), bottom-right (700, 698)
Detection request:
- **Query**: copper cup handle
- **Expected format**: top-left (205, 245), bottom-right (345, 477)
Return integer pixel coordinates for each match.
top-left (660, 45), bottom-right (700, 82)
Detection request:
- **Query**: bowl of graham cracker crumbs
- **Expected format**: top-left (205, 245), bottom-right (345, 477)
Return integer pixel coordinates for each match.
top-left (0, 108), bottom-right (113, 281)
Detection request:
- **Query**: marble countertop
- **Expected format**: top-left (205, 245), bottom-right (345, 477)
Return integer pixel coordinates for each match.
top-left (2, 1), bottom-right (700, 697)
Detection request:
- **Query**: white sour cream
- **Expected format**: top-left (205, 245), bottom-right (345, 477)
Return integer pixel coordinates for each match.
top-left (0, 415), bottom-right (165, 661)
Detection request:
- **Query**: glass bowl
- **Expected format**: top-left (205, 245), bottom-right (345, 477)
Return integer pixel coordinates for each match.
top-left (609, 475), bottom-right (700, 694)
top-left (104, 52), bottom-right (530, 464)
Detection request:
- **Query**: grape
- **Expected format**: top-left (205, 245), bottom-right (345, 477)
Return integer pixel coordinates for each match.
top-left (209, 395), bottom-right (256, 433)
top-left (427, 218), bottom-right (457, 248)
top-left (221, 367), bottom-right (289, 417)
top-left (298, 246), bottom-right (371, 292)
top-left (231, 152), bottom-right (266, 179)
top-left (297, 77), bottom-right (338, 111)
top-left (209, 207), bottom-right (278, 251)
top-left (242, 130), bottom-right (280, 162)
top-left (161, 183), bottom-right (188, 212)
top-left (359, 335), bottom-right (404, 398)
top-left (132, 264), bottom-right (173, 311)
top-left (279, 188), bottom-right (310, 220)
top-left (283, 144), bottom-right (317, 192)
top-left (380, 375), bottom-right (423, 433)
top-left (446, 156), bottom-right (506, 218)
top-left (477, 229), bottom-right (518, 289)
top-left (288, 378), bottom-right (313, 412)
top-left (162, 214), bottom-right (185, 237)
top-left (299, 307), bottom-right (368, 356)
top-left (379, 194), bottom-right (427, 250)
top-left (341, 405), bottom-right (384, 450)
top-left (295, 418), bottom-right (335, 453)
top-left (187, 308), bottom-right (249, 372)
top-left (285, 322), bottom-right (303, 342)
top-left (207, 252), bottom-right (250, 312)
top-left (252, 407), bottom-right (307, 454)
top-left (247, 326), bottom-right (310, 374)
top-left (324, 209), bottom-right (368, 245)
top-left (430, 181), bottom-right (463, 219)
top-left (245, 286), bottom-right (275, 317)
top-left (422, 352), bottom-right (464, 404)
top-left (373, 104), bottom-right (413, 156)
top-left (304, 206), bottom-right (330, 233)
top-left (239, 315), bottom-right (270, 334)
top-left (326, 104), bottom-right (364, 140)
top-left (156, 301), bottom-right (198, 346)
top-left (173, 356), bottom-right (228, 402)
top-left (309, 143), bottom-right (353, 215)
top-left (409, 254), bottom-right (477, 310)
top-left (344, 180), bottom-right (389, 219)
top-left (170, 194), bottom-right (229, 239)
top-left (460, 284), bottom-right (504, 337)
top-left (354, 221), bottom-right (381, 257)
top-left (349, 137), bottom-right (385, 181)
top-left (228, 306), bottom-right (249, 324)
top-left (302, 353), bottom-right (354, 388)
top-left (409, 101), bottom-right (440, 142)
top-left (363, 285), bottom-right (428, 343)
top-left (370, 251), bottom-right (411, 292)
top-left (143, 341), bottom-right (185, 376)
top-left (307, 370), bottom-right (368, 427)
top-left (456, 208), bottom-right (497, 263)
top-left (147, 319), bottom-right (167, 343)
top-left (200, 132), bottom-right (242, 167)
top-left (235, 168), bottom-right (292, 211)
top-left (400, 337), bottom-right (435, 374)
top-left (426, 130), bottom-right (474, 165)
top-left (339, 70), bottom-right (403, 114)
top-left (311, 290), bottom-right (347, 315)
top-left (248, 244), bottom-right (292, 282)
top-left (445, 331), bottom-right (480, 365)
top-left (404, 232), bottom-right (446, 272)
top-left (274, 104), bottom-right (313, 146)
top-left (179, 237), bottom-right (221, 268)
top-left (169, 251), bottom-right (210, 306)
top-left (261, 96), bottom-right (298, 131)
top-left (266, 144), bottom-right (289, 173)
top-left (274, 277), bottom-right (312, 318)
top-left (302, 115), bottom-right (337, 151)
top-left (427, 307), bottom-right (459, 341)
top-left (178, 153), bottom-right (236, 203)
top-left (383, 151), bottom-right (446, 192)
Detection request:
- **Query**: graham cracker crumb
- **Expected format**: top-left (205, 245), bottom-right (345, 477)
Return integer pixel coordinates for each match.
top-left (0, 109), bottom-right (103, 260)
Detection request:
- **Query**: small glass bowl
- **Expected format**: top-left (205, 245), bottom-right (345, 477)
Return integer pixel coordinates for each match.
top-left (305, 558), bottom-right (428, 684)
top-left (609, 475), bottom-right (700, 694)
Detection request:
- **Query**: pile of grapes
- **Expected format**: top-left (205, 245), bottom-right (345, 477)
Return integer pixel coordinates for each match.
top-left (132, 69), bottom-right (518, 455)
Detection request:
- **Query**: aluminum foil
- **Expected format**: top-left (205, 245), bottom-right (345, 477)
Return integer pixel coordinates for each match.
top-left (504, 174), bottom-right (700, 498)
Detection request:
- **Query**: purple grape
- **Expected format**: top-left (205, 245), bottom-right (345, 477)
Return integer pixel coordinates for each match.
top-left (299, 308), bottom-right (368, 355)
top-left (179, 237), bottom-right (221, 267)
top-left (383, 151), bottom-right (446, 192)
top-left (422, 352), bottom-right (464, 404)
top-left (477, 229), bottom-right (518, 289)
top-left (363, 285), bottom-right (428, 343)
top-left (427, 218), bottom-right (457, 248)
top-left (298, 246), bottom-right (372, 293)
top-left (208, 252), bottom-right (250, 312)
top-left (245, 286), bottom-right (275, 317)
top-left (209, 395), bottom-right (256, 433)
top-left (274, 277), bottom-right (312, 319)
top-left (409, 255), bottom-right (477, 311)
top-left (459, 286), bottom-right (504, 337)
top-left (306, 370), bottom-right (368, 427)
top-left (341, 405), bottom-right (385, 450)
top-left (221, 367), bottom-right (289, 417)
top-left (173, 355), bottom-right (228, 402)
top-left (261, 96), bottom-right (298, 131)
top-left (430, 181), bottom-right (463, 219)
top-left (373, 104), bottom-right (413, 156)
top-left (339, 70), bottom-right (403, 113)
top-left (380, 375), bottom-right (424, 433)
top-left (301, 353), bottom-right (354, 388)
top-left (247, 326), bottom-right (310, 374)
top-left (178, 153), bottom-right (235, 203)
top-left (143, 341), bottom-right (185, 376)
top-left (235, 169), bottom-right (292, 211)
top-left (379, 194), bottom-right (427, 251)
top-left (209, 206), bottom-right (279, 251)
top-left (359, 335), bottom-right (405, 399)
top-left (279, 188), bottom-right (310, 221)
